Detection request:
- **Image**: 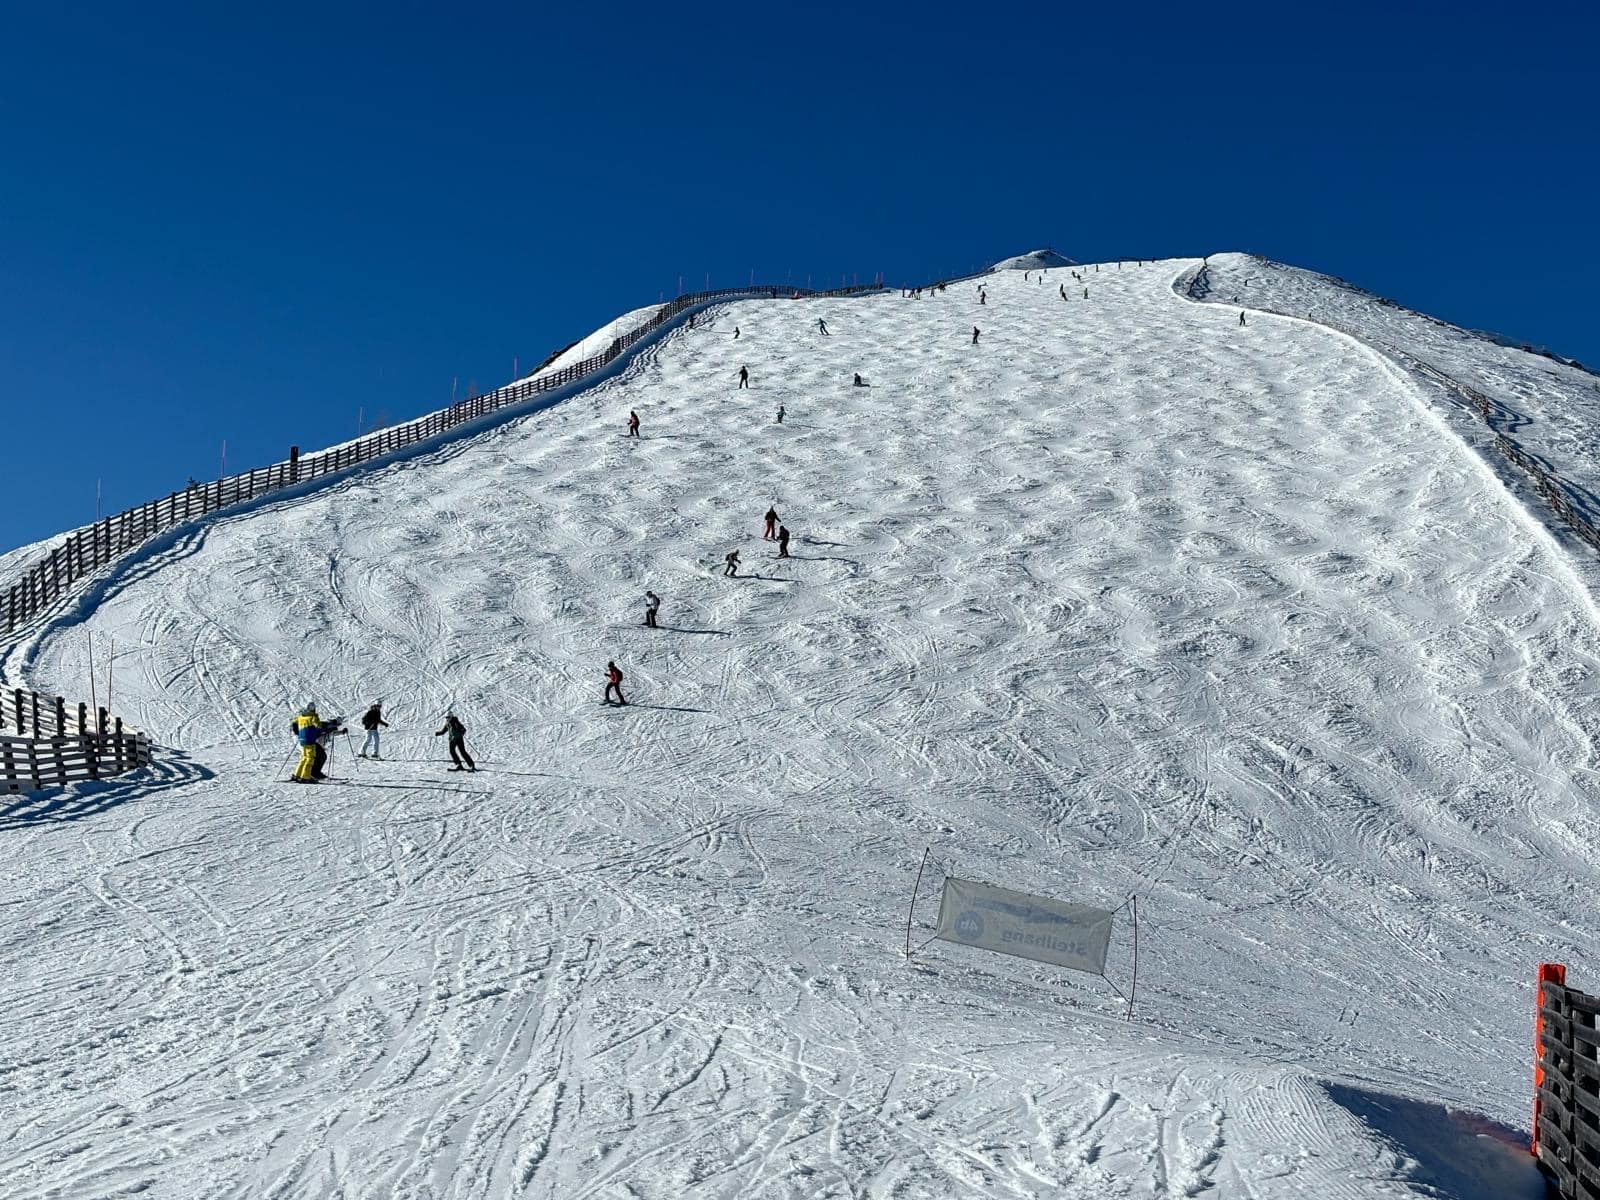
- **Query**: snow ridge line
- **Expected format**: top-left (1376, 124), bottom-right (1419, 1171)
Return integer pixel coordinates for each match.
top-left (1174, 260), bottom-right (1600, 573)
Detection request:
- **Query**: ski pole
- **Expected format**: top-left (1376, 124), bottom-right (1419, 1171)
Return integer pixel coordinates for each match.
top-left (345, 730), bottom-right (361, 768)
top-left (276, 747), bottom-right (296, 782)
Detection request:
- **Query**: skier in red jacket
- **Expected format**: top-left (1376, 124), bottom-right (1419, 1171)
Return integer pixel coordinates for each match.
top-left (605, 661), bottom-right (627, 706)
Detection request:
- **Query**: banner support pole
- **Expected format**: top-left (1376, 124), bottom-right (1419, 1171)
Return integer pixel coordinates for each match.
top-left (1127, 894), bottom-right (1139, 1021)
top-left (905, 846), bottom-right (931, 959)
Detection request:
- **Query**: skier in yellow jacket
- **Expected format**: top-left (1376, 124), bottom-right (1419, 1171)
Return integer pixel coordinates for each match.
top-left (290, 704), bottom-right (322, 783)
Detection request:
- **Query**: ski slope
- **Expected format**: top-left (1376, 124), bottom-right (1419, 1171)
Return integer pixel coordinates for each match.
top-left (3, 256), bottom-right (1592, 1197)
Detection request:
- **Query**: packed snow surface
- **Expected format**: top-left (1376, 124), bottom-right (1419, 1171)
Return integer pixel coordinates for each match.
top-left (5, 259), bottom-right (1592, 1197)
top-left (992, 248), bottom-right (1076, 271)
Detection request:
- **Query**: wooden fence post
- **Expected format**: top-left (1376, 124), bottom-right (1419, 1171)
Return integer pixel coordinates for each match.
top-left (289, 445), bottom-right (300, 484)
top-left (29, 692), bottom-right (39, 736)
top-left (53, 696), bottom-right (65, 736)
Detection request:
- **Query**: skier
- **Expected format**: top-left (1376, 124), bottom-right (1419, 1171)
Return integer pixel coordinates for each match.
top-left (724, 549), bottom-right (741, 577)
top-left (688, 312), bottom-right (695, 329)
top-left (776, 404), bottom-right (785, 424)
top-left (979, 291), bottom-right (987, 306)
top-left (818, 318), bottom-right (829, 336)
top-left (290, 704), bottom-right (321, 783)
top-left (734, 326), bottom-right (741, 340)
top-left (1060, 284), bottom-right (1067, 299)
top-left (434, 712), bottom-right (476, 772)
top-left (604, 661), bottom-right (627, 706)
top-left (644, 590), bottom-right (661, 628)
top-left (972, 327), bottom-right (980, 346)
top-left (313, 716), bottom-right (345, 779)
top-left (358, 701), bottom-right (388, 759)
top-left (776, 525), bottom-right (791, 558)
top-left (763, 506), bottom-right (779, 540)
top-left (1239, 311), bottom-right (1247, 326)
top-left (1083, 288), bottom-right (1088, 299)
top-left (627, 410), bottom-right (640, 437)
top-left (738, 366), bottom-right (749, 389)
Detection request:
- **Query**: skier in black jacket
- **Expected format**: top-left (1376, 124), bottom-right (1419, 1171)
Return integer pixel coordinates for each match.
top-left (435, 712), bottom-right (476, 771)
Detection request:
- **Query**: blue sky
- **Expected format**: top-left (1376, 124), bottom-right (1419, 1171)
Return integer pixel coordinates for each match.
top-left (3, 1), bottom-right (1596, 555)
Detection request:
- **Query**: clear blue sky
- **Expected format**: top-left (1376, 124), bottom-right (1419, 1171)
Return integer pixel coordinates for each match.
top-left (3, 2), bottom-right (1596, 555)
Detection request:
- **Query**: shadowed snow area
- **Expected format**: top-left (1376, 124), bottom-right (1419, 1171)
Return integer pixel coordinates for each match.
top-left (4, 260), bottom-right (1589, 1196)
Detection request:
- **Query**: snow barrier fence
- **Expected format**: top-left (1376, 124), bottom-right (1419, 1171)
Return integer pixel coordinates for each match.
top-left (1535, 962), bottom-right (1600, 1199)
top-left (1, 685), bottom-right (149, 794)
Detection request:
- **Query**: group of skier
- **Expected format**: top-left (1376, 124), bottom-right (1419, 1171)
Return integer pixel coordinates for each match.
top-left (287, 700), bottom-right (476, 781)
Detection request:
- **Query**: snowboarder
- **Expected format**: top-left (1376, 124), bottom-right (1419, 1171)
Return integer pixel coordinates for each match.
top-left (627, 410), bottom-right (640, 437)
top-left (358, 701), bottom-right (388, 759)
top-left (972, 327), bottom-right (980, 346)
top-left (604, 661), bottom-right (627, 706)
top-left (818, 318), bottom-right (829, 335)
top-left (853, 373), bottom-right (865, 387)
top-left (434, 712), bottom-right (475, 771)
top-left (776, 525), bottom-right (791, 558)
top-left (644, 590), bottom-right (661, 628)
top-left (724, 549), bottom-right (741, 577)
top-left (738, 366), bottom-right (749, 389)
top-left (763, 506), bottom-right (779, 540)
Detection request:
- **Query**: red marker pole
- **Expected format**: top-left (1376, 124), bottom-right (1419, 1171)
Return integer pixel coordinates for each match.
top-left (1533, 962), bottom-right (1566, 1156)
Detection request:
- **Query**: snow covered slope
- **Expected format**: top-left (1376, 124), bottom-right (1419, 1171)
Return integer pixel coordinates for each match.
top-left (3, 259), bottom-right (1590, 1197)
top-left (992, 248), bottom-right (1077, 271)
top-left (1198, 252), bottom-right (1600, 535)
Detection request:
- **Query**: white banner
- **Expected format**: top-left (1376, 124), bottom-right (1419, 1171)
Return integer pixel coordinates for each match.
top-left (935, 877), bottom-right (1114, 975)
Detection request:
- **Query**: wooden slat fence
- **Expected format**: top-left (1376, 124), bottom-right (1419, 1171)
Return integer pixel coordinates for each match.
top-left (0, 281), bottom-right (879, 637)
top-left (0, 685), bottom-right (146, 794)
top-left (0, 685), bottom-right (122, 740)
top-left (0, 729), bottom-right (151, 795)
top-left (1536, 964), bottom-right (1600, 1199)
